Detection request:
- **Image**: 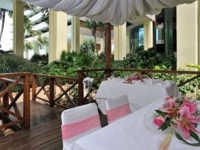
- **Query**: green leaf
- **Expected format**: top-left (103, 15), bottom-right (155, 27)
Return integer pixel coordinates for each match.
top-left (175, 131), bottom-right (200, 146)
top-left (190, 131), bottom-right (200, 143)
top-left (158, 122), bottom-right (168, 131)
top-left (155, 110), bottom-right (166, 118)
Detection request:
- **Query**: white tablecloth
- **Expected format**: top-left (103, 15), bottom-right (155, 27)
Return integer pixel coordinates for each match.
top-left (95, 80), bottom-right (180, 114)
top-left (71, 100), bottom-right (200, 150)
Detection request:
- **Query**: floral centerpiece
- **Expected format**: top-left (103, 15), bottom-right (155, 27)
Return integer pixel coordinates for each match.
top-left (153, 96), bottom-right (200, 150)
top-left (125, 72), bottom-right (148, 83)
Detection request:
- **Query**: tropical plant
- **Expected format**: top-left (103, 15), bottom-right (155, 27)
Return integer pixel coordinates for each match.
top-left (85, 20), bottom-right (105, 55)
top-left (80, 40), bottom-right (95, 59)
top-left (41, 8), bottom-right (49, 24)
top-left (24, 40), bottom-right (34, 51)
top-left (0, 53), bottom-right (41, 73)
top-left (36, 36), bottom-right (48, 48)
top-left (8, 2), bottom-right (47, 55)
top-left (0, 49), bottom-right (13, 54)
top-left (30, 53), bottom-right (48, 65)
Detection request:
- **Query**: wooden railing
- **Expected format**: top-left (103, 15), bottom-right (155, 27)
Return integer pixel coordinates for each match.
top-left (32, 73), bottom-right (80, 108)
top-left (0, 73), bottom-right (30, 130)
top-left (0, 69), bottom-right (199, 130)
top-left (78, 69), bottom-right (108, 105)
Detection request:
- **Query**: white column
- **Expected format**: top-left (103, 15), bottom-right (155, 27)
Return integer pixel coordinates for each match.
top-left (100, 38), bottom-right (105, 53)
top-left (177, 2), bottom-right (198, 70)
top-left (13, 1), bottom-right (24, 57)
top-left (144, 20), bottom-right (153, 50)
top-left (114, 23), bottom-right (126, 60)
top-left (71, 16), bottom-right (80, 53)
top-left (49, 11), bottom-right (67, 63)
top-left (80, 34), bottom-right (84, 45)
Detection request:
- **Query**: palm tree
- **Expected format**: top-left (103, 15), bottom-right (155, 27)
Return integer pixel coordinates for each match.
top-left (24, 40), bottom-right (34, 51)
top-left (85, 20), bottom-right (105, 56)
top-left (41, 8), bottom-right (49, 24)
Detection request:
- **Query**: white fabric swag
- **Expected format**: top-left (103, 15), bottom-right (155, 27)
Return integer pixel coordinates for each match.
top-left (26, 0), bottom-right (196, 25)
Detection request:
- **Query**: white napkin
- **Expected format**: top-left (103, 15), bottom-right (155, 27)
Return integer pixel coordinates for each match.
top-left (134, 80), bottom-right (141, 85)
top-left (155, 83), bottom-right (163, 86)
top-left (83, 77), bottom-right (94, 84)
top-left (107, 77), bottom-right (121, 81)
top-left (164, 80), bottom-right (172, 85)
top-left (144, 79), bottom-right (153, 85)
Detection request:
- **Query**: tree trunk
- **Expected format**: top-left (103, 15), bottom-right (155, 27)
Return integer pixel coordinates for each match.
top-left (94, 35), bottom-right (98, 56)
top-left (105, 23), bottom-right (111, 78)
top-left (0, 9), bottom-right (6, 48)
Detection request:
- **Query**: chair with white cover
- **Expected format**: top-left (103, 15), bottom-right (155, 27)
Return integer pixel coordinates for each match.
top-left (61, 103), bottom-right (101, 150)
top-left (106, 94), bottom-right (131, 124)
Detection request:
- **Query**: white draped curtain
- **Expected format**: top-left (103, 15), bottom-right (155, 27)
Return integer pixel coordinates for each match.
top-left (26, 0), bottom-right (196, 25)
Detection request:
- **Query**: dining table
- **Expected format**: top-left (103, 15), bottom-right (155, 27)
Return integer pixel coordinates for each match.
top-left (71, 99), bottom-right (200, 150)
top-left (95, 78), bottom-right (180, 114)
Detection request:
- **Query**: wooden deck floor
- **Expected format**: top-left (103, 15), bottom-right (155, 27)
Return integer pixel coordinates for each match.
top-left (0, 101), bottom-right (108, 150)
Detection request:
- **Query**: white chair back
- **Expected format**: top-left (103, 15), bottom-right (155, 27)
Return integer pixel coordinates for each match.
top-left (61, 103), bottom-right (101, 150)
top-left (106, 94), bottom-right (131, 124)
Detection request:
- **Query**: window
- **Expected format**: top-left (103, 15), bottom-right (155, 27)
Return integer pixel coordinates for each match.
top-left (130, 25), bottom-right (144, 53)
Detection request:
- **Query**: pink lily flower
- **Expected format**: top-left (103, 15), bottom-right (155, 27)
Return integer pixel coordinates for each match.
top-left (175, 106), bottom-right (200, 139)
top-left (160, 96), bottom-right (180, 118)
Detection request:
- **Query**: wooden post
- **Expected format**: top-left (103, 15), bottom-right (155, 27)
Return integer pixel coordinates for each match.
top-left (78, 71), bottom-right (84, 106)
top-left (49, 78), bottom-right (54, 107)
top-left (3, 82), bottom-right (9, 116)
top-left (105, 23), bottom-right (112, 78)
top-left (31, 75), bottom-right (36, 101)
top-left (23, 73), bottom-right (30, 128)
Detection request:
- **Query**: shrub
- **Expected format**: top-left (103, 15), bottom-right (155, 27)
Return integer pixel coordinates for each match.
top-left (30, 53), bottom-right (48, 65)
top-left (0, 53), bottom-right (42, 73)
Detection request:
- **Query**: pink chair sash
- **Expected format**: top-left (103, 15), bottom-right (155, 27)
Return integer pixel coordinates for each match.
top-left (61, 114), bottom-right (100, 140)
top-left (106, 104), bottom-right (130, 122)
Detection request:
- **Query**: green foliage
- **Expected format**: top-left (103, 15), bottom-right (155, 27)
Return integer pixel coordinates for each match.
top-left (0, 53), bottom-right (41, 73)
top-left (47, 51), bottom-right (92, 77)
top-left (24, 41), bottom-right (34, 50)
top-left (48, 63), bottom-right (67, 76)
top-left (37, 46), bottom-right (200, 99)
top-left (60, 51), bottom-right (91, 68)
top-left (115, 46), bottom-right (175, 70)
top-left (98, 51), bottom-right (106, 61)
top-left (153, 65), bottom-right (200, 98)
top-left (41, 8), bottom-right (49, 24)
top-left (36, 36), bottom-right (48, 49)
top-left (85, 20), bottom-right (105, 55)
top-left (80, 40), bottom-right (95, 59)
top-left (30, 53), bottom-right (48, 65)
top-left (0, 50), bottom-right (13, 54)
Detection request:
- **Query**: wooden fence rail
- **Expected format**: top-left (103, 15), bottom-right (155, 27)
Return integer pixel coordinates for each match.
top-left (0, 73), bottom-right (30, 130)
top-left (1, 69), bottom-right (200, 130)
top-left (32, 73), bottom-right (80, 108)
